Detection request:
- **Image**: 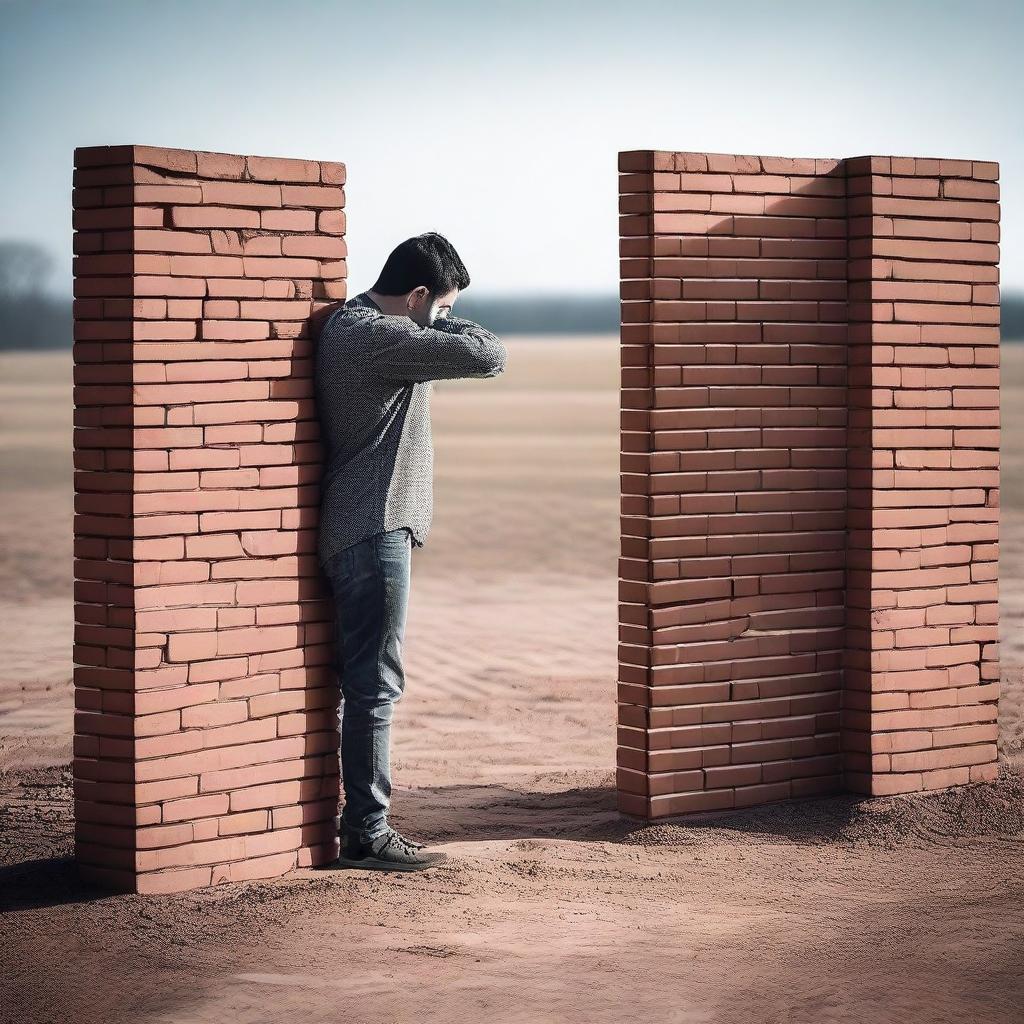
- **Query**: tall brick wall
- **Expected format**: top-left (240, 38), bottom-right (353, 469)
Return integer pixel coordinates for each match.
top-left (617, 150), bottom-right (1000, 819)
top-left (842, 156), bottom-right (1001, 795)
top-left (72, 145), bottom-right (347, 893)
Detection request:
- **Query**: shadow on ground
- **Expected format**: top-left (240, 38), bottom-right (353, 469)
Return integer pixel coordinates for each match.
top-left (4, 760), bottom-right (1024, 911)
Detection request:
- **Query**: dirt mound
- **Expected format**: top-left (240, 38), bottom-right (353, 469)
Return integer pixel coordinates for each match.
top-left (619, 762), bottom-right (1024, 851)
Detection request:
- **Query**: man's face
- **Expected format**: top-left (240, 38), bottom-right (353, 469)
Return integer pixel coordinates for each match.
top-left (407, 286), bottom-right (458, 327)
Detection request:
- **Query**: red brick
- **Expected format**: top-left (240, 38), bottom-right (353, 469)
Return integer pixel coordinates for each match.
top-left (246, 155), bottom-right (320, 182)
top-left (196, 151), bottom-right (246, 179)
top-left (280, 184), bottom-right (345, 208)
top-left (170, 206), bottom-right (260, 229)
top-left (261, 209), bottom-right (317, 231)
top-left (199, 181), bottom-right (283, 207)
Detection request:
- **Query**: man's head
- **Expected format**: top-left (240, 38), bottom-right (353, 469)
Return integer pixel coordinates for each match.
top-left (366, 232), bottom-right (471, 327)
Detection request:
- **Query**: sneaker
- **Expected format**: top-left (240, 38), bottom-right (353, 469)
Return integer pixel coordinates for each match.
top-left (335, 826), bottom-right (447, 872)
top-left (340, 821), bottom-right (425, 851)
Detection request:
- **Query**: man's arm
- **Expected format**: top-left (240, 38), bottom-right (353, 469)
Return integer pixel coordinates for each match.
top-left (358, 311), bottom-right (507, 383)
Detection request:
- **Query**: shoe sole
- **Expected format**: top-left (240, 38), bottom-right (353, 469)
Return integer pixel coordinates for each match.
top-left (333, 852), bottom-right (448, 872)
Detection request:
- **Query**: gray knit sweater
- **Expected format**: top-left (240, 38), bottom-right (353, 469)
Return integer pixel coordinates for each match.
top-left (314, 290), bottom-right (507, 566)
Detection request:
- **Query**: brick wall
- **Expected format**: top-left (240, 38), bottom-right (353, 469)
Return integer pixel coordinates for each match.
top-left (72, 145), bottom-right (347, 893)
top-left (617, 150), bottom-right (1000, 818)
top-left (842, 156), bottom-right (1001, 795)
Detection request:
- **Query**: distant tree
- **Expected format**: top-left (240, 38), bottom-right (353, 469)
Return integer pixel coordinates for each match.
top-left (1002, 292), bottom-right (1024, 341)
top-left (0, 240), bottom-right (72, 351)
top-left (454, 293), bottom-right (620, 334)
top-left (0, 240), bottom-right (55, 297)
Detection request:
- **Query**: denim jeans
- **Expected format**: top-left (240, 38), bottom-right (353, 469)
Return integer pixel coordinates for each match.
top-left (321, 526), bottom-right (412, 843)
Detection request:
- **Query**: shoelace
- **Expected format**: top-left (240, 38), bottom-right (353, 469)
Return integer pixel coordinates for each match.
top-left (376, 829), bottom-right (424, 856)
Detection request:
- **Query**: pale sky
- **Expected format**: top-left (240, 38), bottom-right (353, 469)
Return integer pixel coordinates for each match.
top-left (1, 0), bottom-right (1021, 299)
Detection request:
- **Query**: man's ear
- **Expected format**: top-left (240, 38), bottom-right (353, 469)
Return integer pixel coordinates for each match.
top-left (406, 286), bottom-right (427, 315)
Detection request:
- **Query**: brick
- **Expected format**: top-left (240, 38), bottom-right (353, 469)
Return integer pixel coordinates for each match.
top-left (281, 235), bottom-right (346, 258)
top-left (238, 300), bottom-right (310, 320)
top-left (280, 184), bottom-right (345, 208)
top-left (320, 161), bottom-right (346, 185)
top-left (199, 320), bottom-right (270, 341)
top-left (168, 254), bottom-right (244, 277)
top-left (318, 210), bottom-right (345, 234)
top-left (261, 209), bottom-right (317, 232)
top-left (243, 155), bottom-right (320, 182)
top-left (170, 206), bottom-right (260, 229)
top-left (134, 146), bottom-right (198, 174)
top-left (242, 257), bottom-right (320, 278)
top-left (199, 181), bottom-right (283, 207)
top-left (134, 229), bottom-right (213, 254)
top-left (135, 185), bottom-right (203, 205)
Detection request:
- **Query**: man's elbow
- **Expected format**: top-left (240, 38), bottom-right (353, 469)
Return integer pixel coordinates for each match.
top-left (455, 335), bottom-right (506, 378)
top-left (457, 343), bottom-right (505, 379)
top-left (481, 350), bottom-right (506, 378)
top-left (481, 340), bottom-right (507, 378)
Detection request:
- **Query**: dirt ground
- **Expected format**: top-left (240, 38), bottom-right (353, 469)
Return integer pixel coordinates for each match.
top-left (2, 339), bottom-right (1023, 1024)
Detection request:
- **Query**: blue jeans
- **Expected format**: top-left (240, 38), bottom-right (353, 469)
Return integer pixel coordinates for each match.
top-left (322, 526), bottom-right (412, 843)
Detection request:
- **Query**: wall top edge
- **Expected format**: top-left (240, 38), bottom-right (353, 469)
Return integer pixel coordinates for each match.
top-left (618, 149), bottom-right (839, 161)
top-left (619, 151), bottom-right (998, 180)
top-left (619, 149), bottom-right (998, 164)
top-left (74, 145), bottom-right (347, 179)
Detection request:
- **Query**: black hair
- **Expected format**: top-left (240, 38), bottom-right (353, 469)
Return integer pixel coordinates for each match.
top-left (370, 232), bottom-right (471, 299)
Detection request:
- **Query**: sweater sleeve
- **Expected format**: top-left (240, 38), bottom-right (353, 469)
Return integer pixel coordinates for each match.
top-left (358, 311), bottom-right (507, 383)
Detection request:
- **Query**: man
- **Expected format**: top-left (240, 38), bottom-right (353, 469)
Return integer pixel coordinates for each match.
top-left (313, 232), bottom-right (507, 872)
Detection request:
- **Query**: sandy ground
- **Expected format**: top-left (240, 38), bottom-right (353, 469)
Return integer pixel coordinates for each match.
top-left (2, 339), bottom-right (1024, 1024)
